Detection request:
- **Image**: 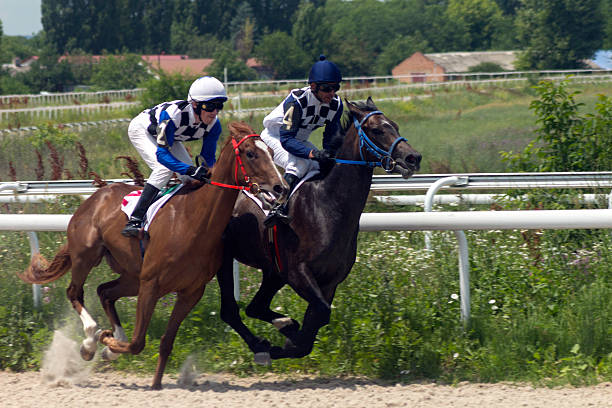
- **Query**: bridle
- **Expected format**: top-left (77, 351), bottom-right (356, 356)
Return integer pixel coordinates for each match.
top-left (334, 110), bottom-right (407, 172)
top-left (207, 133), bottom-right (261, 194)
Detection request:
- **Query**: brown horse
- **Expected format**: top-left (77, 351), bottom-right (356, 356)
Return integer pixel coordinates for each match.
top-left (19, 122), bottom-right (288, 389)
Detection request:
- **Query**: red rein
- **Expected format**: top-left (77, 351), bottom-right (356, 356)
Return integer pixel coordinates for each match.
top-left (208, 134), bottom-right (260, 194)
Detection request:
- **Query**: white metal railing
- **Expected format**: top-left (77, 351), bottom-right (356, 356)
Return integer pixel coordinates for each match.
top-left (3, 208), bottom-right (612, 323)
top-left (4, 173), bottom-right (612, 199)
top-left (0, 89), bottom-right (144, 107)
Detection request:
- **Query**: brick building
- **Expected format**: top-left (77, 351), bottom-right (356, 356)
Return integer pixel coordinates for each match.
top-left (391, 51), bottom-right (517, 83)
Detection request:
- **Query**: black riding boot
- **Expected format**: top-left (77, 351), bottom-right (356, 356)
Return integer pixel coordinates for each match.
top-left (263, 173), bottom-right (299, 227)
top-left (121, 183), bottom-right (160, 237)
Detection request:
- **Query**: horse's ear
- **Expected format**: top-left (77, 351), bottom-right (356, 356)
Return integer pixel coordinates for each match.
top-left (366, 96), bottom-right (377, 110)
top-left (344, 98), bottom-right (360, 117)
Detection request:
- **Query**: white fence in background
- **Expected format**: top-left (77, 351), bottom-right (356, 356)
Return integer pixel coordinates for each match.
top-left (3, 69), bottom-right (612, 135)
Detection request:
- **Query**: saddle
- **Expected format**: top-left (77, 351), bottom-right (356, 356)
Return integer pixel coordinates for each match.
top-left (120, 183), bottom-right (183, 232)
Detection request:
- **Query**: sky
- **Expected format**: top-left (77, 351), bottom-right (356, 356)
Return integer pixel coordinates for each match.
top-left (0, 0), bottom-right (42, 37)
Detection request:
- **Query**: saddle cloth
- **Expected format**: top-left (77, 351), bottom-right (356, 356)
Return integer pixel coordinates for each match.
top-left (121, 184), bottom-right (184, 231)
top-left (242, 169), bottom-right (319, 214)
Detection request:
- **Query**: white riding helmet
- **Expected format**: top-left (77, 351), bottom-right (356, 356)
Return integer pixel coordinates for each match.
top-left (187, 76), bottom-right (227, 103)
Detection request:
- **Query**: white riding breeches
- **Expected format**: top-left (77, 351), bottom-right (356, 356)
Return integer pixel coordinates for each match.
top-left (128, 113), bottom-right (192, 190)
top-left (260, 128), bottom-right (319, 178)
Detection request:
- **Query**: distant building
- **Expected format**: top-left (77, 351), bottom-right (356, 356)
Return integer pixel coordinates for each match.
top-left (141, 55), bottom-right (213, 75)
top-left (56, 54), bottom-right (267, 78)
top-left (392, 51), bottom-right (603, 83)
top-left (1, 56), bottom-right (39, 75)
top-left (392, 51), bottom-right (517, 83)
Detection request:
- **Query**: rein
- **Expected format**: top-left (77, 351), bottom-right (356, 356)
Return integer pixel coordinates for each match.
top-left (208, 133), bottom-right (261, 194)
top-left (334, 110), bottom-right (407, 172)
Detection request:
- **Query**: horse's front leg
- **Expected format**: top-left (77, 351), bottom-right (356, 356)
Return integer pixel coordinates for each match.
top-left (152, 285), bottom-right (205, 390)
top-left (99, 279), bottom-right (159, 355)
top-left (270, 265), bottom-right (334, 360)
top-left (218, 254), bottom-right (273, 365)
top-left (244, 268), bottom-right (302, 342)
top-left (96, 275), bottom-right (139, 360)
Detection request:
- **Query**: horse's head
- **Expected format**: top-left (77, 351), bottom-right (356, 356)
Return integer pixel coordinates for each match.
top-left (345, 97), bottom-right (421, 178)
top-left (228, 122), bottom-right (288, 209)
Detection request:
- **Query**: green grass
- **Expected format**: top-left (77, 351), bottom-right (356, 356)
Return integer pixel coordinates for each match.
top-left (1, 81), bottom-right (611, 385)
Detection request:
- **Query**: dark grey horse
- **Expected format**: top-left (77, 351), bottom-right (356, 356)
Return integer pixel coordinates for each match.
top-left (218, 98), bottom-right (422, 364)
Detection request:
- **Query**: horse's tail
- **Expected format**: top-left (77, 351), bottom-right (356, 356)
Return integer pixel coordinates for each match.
top-left (19, 243), bottom-right (71, 284)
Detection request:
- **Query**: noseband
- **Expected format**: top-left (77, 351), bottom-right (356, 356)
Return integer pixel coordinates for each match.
top-left (335, 110), bottom-right (407, 172)
top-left (208, 133), bottom-right (261, 194)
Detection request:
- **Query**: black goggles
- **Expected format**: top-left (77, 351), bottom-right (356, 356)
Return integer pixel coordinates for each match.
top-left (199, 101), bottom-right (224, 112)
top-left (318, 83), bottom-right (340, 93)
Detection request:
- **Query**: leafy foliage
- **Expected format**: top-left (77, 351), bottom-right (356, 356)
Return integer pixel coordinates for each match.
top-left (515, 0), bottom-right (604, 69)
top-left (501, 78), bottom-right (612, 172)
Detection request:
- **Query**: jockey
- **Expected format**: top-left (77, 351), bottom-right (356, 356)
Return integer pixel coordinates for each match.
top-left (261, 55), bottom-right (344, 227)
top-left (121, 76), bottom-right (227, 237)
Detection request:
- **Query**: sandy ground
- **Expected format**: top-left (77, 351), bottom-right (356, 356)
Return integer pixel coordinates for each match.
top-left (1, 331), bottom-right (610, 408)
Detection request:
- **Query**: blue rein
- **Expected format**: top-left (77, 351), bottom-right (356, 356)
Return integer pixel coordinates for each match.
top-left (334, 110), bottom-right (407, 172)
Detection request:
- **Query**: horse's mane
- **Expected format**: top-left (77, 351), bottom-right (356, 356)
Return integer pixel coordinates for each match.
top-left (340, 98), bottom-right (379, 132)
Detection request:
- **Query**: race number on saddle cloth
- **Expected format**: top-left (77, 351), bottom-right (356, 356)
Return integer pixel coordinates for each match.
top-left (242, 169), bottom-right (320, 215)
top-left (120, 184), bottom-right (184, 232)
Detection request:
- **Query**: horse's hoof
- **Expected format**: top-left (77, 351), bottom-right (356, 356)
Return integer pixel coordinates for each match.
top-left (101, 346), bottom-right (120, 361)
top-left (254, 352), bottom-right (271, 366)
top-left (98, 329), bottom-right (114, 345)
top-left (269, 346), bottom-right (285, 360)
top-left (93, 329), bottom-right (102, 343)
top-left (80, 344), bottom-right (96, 361)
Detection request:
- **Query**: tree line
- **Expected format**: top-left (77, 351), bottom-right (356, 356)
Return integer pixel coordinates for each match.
top-left (0, 0), bottom-right (611, 94)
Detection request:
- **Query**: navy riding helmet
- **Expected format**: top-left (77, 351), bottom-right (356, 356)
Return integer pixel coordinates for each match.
top-left (308, 55), bottom-right (342, 84)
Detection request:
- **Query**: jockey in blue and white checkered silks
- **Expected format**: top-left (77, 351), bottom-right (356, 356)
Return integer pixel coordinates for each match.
top-left (261, 55), bottom-right (344, 227)
top-left (121, 76), bottom-right (227, 237)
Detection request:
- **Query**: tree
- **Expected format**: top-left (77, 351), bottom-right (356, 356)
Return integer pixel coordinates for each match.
top-left (373, 34), bottom-right (430, 75)
top-left (170, 0), bottom-right (197, 54)
top-left (90, 54), bottom-right (150, 89)
top-left (502, 79), bottom-right (612, 172)
top-left (207, 48), bottom-right (256, 81)
top-left (254, 31), bottom-right (310, 79)
top-left (445, 0), bottom-right (504, 51)
top-left (292, 1), bottom-right (330, 61)
top-left (515, 0), bottom-right (604, 69)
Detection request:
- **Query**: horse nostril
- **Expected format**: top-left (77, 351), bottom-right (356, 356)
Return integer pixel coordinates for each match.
top-left (406, 153), bottom-right (422, 169)
top-left (273, 184), bottom-right (285, 194)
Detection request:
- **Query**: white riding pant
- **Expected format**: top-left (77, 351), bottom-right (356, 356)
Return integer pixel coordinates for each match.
top-left (260, 128), bottom-right (319, 179)
top-left (128, 113), bottom-right (192, 190)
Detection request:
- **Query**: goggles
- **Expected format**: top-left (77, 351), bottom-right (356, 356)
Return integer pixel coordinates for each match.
top-left (318, 83), bottom-right (340, 93)
top-left (198, 101), bottom-right (224, 112)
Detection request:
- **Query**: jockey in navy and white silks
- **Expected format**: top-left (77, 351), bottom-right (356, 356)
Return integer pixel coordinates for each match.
top-left (261, 85), bottom-right (343, 178)
top-left (261, 55), bottom-right (343, 227)
top-left (121, 76), bottom-right (227, 237)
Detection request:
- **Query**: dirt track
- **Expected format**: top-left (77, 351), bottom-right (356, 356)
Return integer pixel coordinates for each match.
top-left (2, 330), bottom-right (610, 408)
top-left (1, 370), bottom-right (611, 408)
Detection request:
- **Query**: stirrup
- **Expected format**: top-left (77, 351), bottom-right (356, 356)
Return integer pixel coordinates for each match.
top-left (263, 209), bottom-right (291, 227)
top-left (121, 219), bottom-right (142, 237)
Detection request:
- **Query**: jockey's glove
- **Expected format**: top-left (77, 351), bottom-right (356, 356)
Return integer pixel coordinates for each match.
top-left (186, 165), bottom-right (211, 182)
top-left (311, 149), bottom-right (333, 163)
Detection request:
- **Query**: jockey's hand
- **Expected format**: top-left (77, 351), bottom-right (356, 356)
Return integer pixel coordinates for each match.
top-left (311, 149), bottom-right (335, 176)
top-left (311, 149), bottom-right (333, 163)
top-left (186, 166), bottom-right (210, 182)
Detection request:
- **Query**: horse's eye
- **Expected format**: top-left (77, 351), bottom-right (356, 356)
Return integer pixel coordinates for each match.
top-left (246, 151), bottom-right (255, 159)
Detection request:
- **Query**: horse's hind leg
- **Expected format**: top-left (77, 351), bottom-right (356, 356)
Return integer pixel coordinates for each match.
top-left (66, 256), bottom-right (104, 361)
top-left (218, 254), bottom-right (272, 365)
top-left (96, 274), bottom-right (139, 360)
top-left (152, 286), bottom-right (205, 390)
